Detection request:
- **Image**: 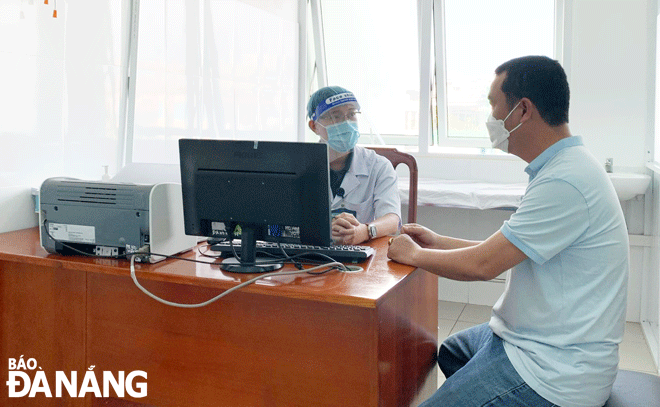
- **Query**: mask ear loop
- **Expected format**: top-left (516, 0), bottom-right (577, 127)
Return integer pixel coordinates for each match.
top-left (504, 100), bottom-right (523, 133)
top-left (503, 100), bottom-right (522, 122)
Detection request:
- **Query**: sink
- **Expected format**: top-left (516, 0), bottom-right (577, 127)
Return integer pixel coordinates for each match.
top-left (608, 173), bottom-right (651, 201)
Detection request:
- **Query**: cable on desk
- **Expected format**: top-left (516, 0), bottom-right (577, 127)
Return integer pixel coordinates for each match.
top-left (198, 240), bottom-right (351, 271)
top-left (42, 219), bottom-right (363, 306)
top-left (130, 255), bottom-right (362, 308)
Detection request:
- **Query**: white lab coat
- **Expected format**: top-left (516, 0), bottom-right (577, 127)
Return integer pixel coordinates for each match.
top-left (331, 145), bottom-right (402, 224)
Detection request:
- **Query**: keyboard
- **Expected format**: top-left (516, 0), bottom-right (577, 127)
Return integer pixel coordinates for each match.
top-left (209, 240), bottom-right (375, 263)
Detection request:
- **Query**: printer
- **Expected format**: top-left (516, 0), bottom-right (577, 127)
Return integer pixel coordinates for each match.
top-left (39, 177), bottom-right (197, 263)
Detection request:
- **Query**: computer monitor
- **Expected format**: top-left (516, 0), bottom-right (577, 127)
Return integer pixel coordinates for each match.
top-left (179, 139), bottom-right (332, 273)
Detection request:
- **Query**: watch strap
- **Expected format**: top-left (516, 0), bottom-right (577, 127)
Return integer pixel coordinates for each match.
top-left (368, 223), bottom-right (377, 239)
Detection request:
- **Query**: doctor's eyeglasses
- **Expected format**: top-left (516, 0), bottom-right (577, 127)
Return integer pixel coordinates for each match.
top-left (317, 110), bottom-right (361, 125)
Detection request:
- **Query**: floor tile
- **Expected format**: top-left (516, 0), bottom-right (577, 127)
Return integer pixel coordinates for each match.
top-left (618, 338), bottom-right (657, 374)
top-left (458, 304), bottom-right (492, 324)
top-left (438, 300), bottom-right (466, 321)
top-left (438, 318), bottom-right (456, 341)
top-left (450, 320), bottom-right (480, 336)
top-left (623, 322), bottom-right (646, 344)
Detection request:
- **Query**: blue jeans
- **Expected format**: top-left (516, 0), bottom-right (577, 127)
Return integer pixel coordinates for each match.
top-left (420, 323), bottom-right (560, 407)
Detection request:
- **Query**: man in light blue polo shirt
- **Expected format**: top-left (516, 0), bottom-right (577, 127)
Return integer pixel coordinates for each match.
top-left (388, 56), bottom-right (628, 407)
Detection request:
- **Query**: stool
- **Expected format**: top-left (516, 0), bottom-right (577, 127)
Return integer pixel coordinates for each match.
top-left (604, 369), bottom-right (660, 407)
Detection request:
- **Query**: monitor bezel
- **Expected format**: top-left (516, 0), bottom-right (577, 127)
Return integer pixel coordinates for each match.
top-left (179, 139), bottom-right (333, 272)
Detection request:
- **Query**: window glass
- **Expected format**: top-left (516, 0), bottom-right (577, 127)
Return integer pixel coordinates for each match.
top-left (132, 0), bottom-right (299, 164)
top-left (442, 0), bottom-right (555, 143)
top-left (319, 0), bottom-right (420, 146)
top-left (0, 0), bottom-right (127, 186)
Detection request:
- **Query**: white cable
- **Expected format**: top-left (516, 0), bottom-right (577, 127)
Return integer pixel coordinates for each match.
top-left (130, 255), bottom-right (362, 308)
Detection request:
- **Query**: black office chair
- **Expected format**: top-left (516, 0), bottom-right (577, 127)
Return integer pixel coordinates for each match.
top-left (604, 369), bottom-right (660, 407)
top-left (367, 147), bottom-right (418, 223)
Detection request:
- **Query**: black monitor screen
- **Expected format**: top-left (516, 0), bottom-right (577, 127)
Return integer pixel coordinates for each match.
top-left (179, 139), bottom-right (332, 272)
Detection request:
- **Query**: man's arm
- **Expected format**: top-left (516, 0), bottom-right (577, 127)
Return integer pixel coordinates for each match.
top-left (400, 223), bottom-right (481, 250)
top-left (388, 230), bottom-right (527, 281)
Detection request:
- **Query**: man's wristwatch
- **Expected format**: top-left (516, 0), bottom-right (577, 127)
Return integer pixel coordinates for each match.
top-left (367, 223), bottom-right (377, 240)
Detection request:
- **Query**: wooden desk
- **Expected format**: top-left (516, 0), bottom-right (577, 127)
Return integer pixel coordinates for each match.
top-left (0, 228), bottom-right (438, 407)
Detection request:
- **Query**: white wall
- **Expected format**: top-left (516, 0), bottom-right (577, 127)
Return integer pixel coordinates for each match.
top-left (640, 0), bottom-right (660, 374)
top-left (0, 187), bottom-right (38, 233)
top-left (568, 0), bottom-right (655, 171)
top-left (0, 0), bottom-right (131, 233)
top-left (0, 0), bottom-right (299, 234)
top-left (644, 171), bottom-right (659, 371)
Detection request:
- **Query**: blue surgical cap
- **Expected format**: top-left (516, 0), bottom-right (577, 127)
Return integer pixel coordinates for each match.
top-left (307, 86), bottom-right (360, 121)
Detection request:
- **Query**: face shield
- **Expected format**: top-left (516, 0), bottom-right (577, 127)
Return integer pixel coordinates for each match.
top-left (312, 93), bottom-right (362, 153)
top-left (316, 103), bottom-right (361, 127)
top-left (312, 92), bottom-right (361, 126)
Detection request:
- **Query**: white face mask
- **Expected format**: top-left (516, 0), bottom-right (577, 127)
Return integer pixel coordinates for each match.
top-left (485, 101), bottom-right (522, 153)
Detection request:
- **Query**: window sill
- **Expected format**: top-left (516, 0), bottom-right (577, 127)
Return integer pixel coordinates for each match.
top-left (362, 143), bottom-right (522, 161)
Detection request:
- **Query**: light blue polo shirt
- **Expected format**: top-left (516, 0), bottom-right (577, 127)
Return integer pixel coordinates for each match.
top-left (490, 136), bottom-right (629, 407)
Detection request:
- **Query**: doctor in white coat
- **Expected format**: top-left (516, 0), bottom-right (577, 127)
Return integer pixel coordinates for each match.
top-left (307, 86), bottom-right (401, 245)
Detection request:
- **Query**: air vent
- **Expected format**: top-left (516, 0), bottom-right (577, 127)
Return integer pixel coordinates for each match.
top-left (59, 186), bottom-right (117, 204)
top-left (55, 184), bottom-right (135, 206)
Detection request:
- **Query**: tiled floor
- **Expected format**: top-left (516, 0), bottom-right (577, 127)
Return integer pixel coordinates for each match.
top-left (436, 300), bottom-right (659, 387)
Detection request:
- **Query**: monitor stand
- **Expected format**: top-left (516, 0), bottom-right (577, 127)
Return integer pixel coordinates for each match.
top-left (220, 226), bottom-right (282, 274)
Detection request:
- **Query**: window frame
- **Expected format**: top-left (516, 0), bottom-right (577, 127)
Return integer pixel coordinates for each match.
top-left (308, 0), bottom-right (567, 153)
top-left (123, 0), bottom-right (301, 165)
top-left (431, 0), bottom-right (565, 150)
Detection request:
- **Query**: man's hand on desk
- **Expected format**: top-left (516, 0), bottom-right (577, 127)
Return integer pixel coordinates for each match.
top-left (387, 224), bottom-right (439, 266)
top-left (397, 223), bottom-right (441, 248)
top-left (387, 233), bottom-right (422, 266)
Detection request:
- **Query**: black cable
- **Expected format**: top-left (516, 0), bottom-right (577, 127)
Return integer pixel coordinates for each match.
top-left (42, 218), bottom-right (122, 259)
top-left (224, 238), bottom-right (344, 268)
top-left (227, 238), bottom-right (294, 266)
top-left (199, 244), bottom-right (342, 272)
top-left (43, 218), bottom-right (357, 308)
top-left (44, 219), bottom-right (345, 272)
top-left (278, 241), bottom-right (303, 270)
